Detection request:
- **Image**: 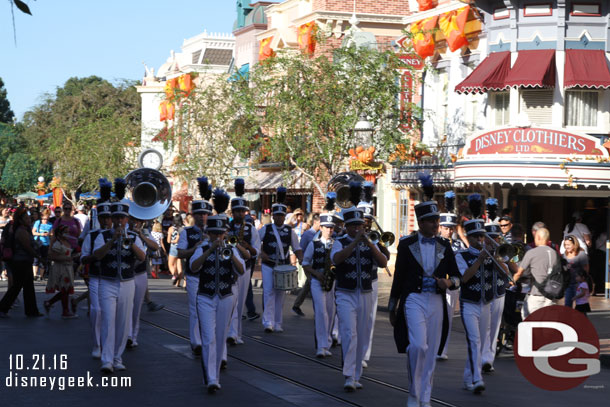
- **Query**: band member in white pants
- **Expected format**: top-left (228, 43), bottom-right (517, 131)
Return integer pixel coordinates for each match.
top-left (389, 199), bottom-right (461, 407)
top-left (127, 217), bottom-right (159, 348)
top-left (332, 200), bottom-right (387, 392)
top-left (227, 178), bottom-right (260, 345)
top-left (258, 187), bottom-right (302, 333)
top-left (190, 189), bottom-right (245, 394)
top-left (80, 185), bottom-right (112, 360)
top-left (482, 222), bottom-right (507, 372)
top-left (93, 187), bottom-right (145, 374)
top-left (178, 177), bottom-right (212, 356)
top-left (302, 207), bottom-right (336, 357)
top-left (436, 192), bottom-right (465, 360)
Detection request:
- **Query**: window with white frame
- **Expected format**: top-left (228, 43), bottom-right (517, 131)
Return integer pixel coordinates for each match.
top-left (565, 90), bottom-right (598, 127)
top-left (399, 190), bottom-right (410, 237)
top-left (491, 91), bottom-right (510, 126)
top-left (520, 89), bottom-right (554, 125)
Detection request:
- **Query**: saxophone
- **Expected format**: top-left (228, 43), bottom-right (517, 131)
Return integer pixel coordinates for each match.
top-left (322, 239), bottom-right (336, 292)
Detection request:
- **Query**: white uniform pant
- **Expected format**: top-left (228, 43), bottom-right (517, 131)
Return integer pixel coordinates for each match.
top-left (336, 289), bottom-right (373, 381)
top-left (262, 264), bottom-right (285, 330)
top-left (228, 267), bottom-right (250, 341)
top-left (405, 292), bottom-right (443, 403)
top-left (311, 278), bottom-right (335, 351)
top-left (460, 301), bottom-right (491, 385)
top-left (196, 294), bottom-right (233, 386)
top-left (482, 295), bottom-right (505, 366)
top-left (89, 276), bottom-right (101, 351)
top-left (129, 272), bottom-right (148, 343)
top-left (364, 279), bottom-right (378, 361)
top-left (522, 294), bottom-right (556, 319)
top-left (186, 274), bottom-right (202, 349)
top-left (100, 278), bottom-right (135, 366)
top-left (439, 288), bottom-right (459, 357)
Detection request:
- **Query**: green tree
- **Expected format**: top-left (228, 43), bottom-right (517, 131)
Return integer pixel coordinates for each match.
top-left (22, 76), bottom-right (141, 200)
top-left (0, 152), bottom-right (42, 195)
top-left (170, 42), bottom-right (417, 195)
top-left (0, 78), bottom-right (15, 123)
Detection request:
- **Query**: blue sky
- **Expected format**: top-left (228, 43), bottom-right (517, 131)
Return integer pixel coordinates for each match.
top-left (1, 0), bottom-right (236, 119)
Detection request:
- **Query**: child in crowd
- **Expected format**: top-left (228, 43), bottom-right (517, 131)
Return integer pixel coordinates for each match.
top-left (150, 221), bottom-right (165, 279)
top-left (573, 270), bottom-right (591, 315)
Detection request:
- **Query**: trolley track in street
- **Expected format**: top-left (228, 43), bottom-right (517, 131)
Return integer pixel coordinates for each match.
top-left (151, 306), bottom-right (461, 407)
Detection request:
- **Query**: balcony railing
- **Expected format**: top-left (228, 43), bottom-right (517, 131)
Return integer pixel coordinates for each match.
top-left (391, 144), bottom-right (464, 186)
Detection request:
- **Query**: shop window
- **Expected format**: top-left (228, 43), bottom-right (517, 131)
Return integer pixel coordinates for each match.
top-left (519, 89), bottom-right (553, 125)
top-left (571, 3), bottom-right (601, 17)
top-left (399, 190), bottom-right (410, 237)
top-left (432, 70), bottom-right (449, 137)
top-left (565, 90), bottom-right (598, 127)
top-left (523, 4), bottom-right (552, 17)
top-left (491, 91), bottom-right (510, 126)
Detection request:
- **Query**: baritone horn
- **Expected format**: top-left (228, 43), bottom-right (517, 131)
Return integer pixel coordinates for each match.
top-left (327, 172), bottom-right (365, 209)
top-left (124, 168), bottom-right (172, 221)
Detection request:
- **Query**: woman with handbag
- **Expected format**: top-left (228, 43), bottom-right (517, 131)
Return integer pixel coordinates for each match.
top-left (0, 208), bottom-right (43, 318)
top-left (32, 209), bottom-right (53, 281)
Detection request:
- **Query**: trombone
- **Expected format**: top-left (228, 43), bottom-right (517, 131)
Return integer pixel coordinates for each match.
top-left (368, 217), bottom-right (396, 247)
top-left (481, 234), bottom-right (517, 284)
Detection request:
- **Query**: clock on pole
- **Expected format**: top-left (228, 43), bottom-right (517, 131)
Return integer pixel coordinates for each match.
top-left (138, 148), bottom-right (163, 170)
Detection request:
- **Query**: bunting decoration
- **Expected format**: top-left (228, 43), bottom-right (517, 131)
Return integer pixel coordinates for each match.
top-left (417, 0), bottom-right (438, 11)
top-left (439, 6), bottom-right (470, 52)
top-left (298, 22), bottom-right (317, 55)
top-left (410, 16), bottom-right (438, 59)
top-left (259, 36), bottom-right (276, 62)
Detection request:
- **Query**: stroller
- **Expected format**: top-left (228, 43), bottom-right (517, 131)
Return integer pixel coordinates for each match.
top-left (496, 283), bottom-right (527, 355)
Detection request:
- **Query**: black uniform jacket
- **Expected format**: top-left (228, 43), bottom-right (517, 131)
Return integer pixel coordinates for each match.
top-left (390, 233), bottom-right (461, 353)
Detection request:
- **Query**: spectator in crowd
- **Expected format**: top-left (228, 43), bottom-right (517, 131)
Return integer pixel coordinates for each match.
top-left (512, 227), bottom-right (562, 318)
top-left (498, 216), bottom-right (513, 243)
top-left (52, 201), bottom-right (81, 251)
top-left (289, 209), bottom-right (307, 240)
top-left (74, 204), bottom-right (89, 231)
top-left (43, 225), bottom-right (77, 318)
top-left (0, 208), bottom-right (43, 317)
top-left (167, 213), bottom-right (183, 288)
top-left (29, 207), bottom-right (40, 224)
top-left (562, 235), bottom-right (589, 308)
top-left (527, 222), bottom-right (560, 253)
top-left (561, 212), bottom-right (591, 254)
top-left (0, 206), bottom-right (11, 281)
top-left (259, 212), bottom-right (271, 229)
top-left (48, 206), bottom-right (62, 226)
top-left (150, 221), bottom-right (165, 279)
top-left (573, 270), bottom-right (591, 315)
top-left (32, 209), bottom-right (53, 281)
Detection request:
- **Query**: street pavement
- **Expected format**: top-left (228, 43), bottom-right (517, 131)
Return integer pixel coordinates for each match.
top-left (1, 274), bottom-right (609, 407)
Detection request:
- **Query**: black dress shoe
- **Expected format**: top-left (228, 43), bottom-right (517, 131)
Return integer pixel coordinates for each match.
top-left (27, 312), bottom-right (44, 317)
top-left (126, 339), bottom-right (134, 349)
top-left (192, 346), bottom-right (202, 357)
top-left (227, 337), bottom-right (236, 346)
top-left (220, 360), bottom-right (227, 370)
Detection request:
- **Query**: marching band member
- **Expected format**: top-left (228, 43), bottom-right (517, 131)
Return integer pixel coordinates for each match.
top-left (80, 178), bottom-right (112, 359)
top-left (190, 189), bottom-right (245, 394)
top-left (482, 198), bottom-right (506, 373)
top-left (358, 181), bottom-right (390, 368)
top-left (332, 182), bottom-right (387, 392)
top-left (93, 179), bottom-right (145, 373)
top-left (126, 216), bottom-right (159, 349)
top-left (258, 187), bottom-right (303, 333)
top-left (302, 192), bottom-right (337, 358)
top-left (227, 178), bottom-right (260, 345)
top-left (436, 190), bottom-right (464, 361)
top-left (454, 194), bottom-right (508, 394)
top-left (389, 173), bottom-right (461, 407)
top-left (178, 177), bottom-right (212, 356)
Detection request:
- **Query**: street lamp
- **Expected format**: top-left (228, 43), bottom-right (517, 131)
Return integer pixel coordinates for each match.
top-left (353, 114), bottom-right (374, 146)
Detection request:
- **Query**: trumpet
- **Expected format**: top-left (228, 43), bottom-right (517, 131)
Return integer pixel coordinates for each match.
top-left (121, 228), bottom-right (133, 250)
top-left (220, 238), bottom-right (237, 261)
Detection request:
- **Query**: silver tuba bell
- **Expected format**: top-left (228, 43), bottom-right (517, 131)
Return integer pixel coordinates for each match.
top-left (124, 168), bottom-right (172, 220)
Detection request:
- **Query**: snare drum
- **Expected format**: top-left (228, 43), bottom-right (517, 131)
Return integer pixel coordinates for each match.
top-left (273, 265), bottom-right (298, 290)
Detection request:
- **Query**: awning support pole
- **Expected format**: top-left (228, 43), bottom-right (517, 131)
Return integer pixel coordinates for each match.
top-left (606, 196), bottom-right (610, 299)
